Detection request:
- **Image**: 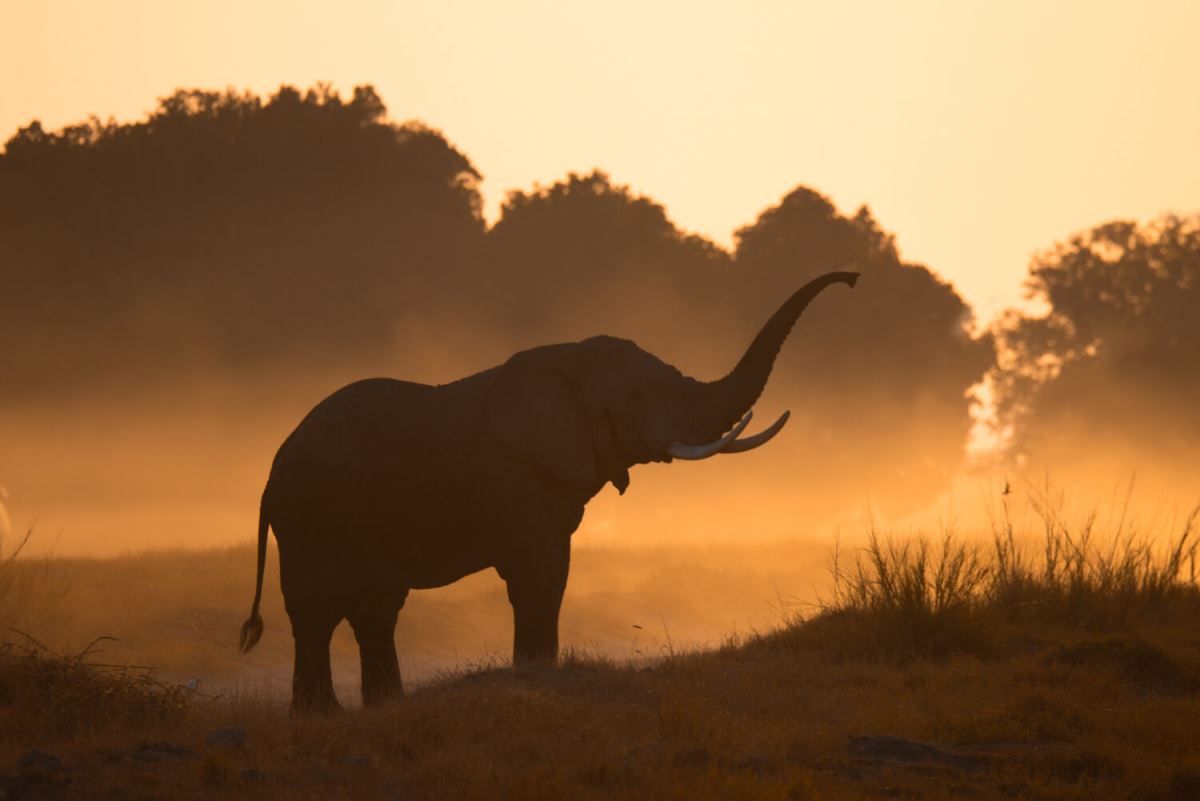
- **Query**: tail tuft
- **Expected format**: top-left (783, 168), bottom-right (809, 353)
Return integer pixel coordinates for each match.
top-left (239, 613), bottom-right (264, 653)
top-left (239, 490), bottom-right (270, 654)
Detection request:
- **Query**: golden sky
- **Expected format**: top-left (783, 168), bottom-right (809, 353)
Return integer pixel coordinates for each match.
top-left (4, 0), bottom-right (1198, 322)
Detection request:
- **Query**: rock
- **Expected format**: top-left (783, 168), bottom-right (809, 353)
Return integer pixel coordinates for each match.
top-left (97, 749), bottom-right (126, 765)
top-left (341, 754), bottom-right (371, 769)
top-left (205, 727), bottom-right (247, 750)
top-left (671, 748), bottom-right (713, 768)
top-left (308, 767), bottom-right (335, 784)
top-left (382, 776), bottom-right (413, 800)
top-left (729, 754), bottom-right (780, 778)
top-left (17, 749), bottom-right (62, 774)
top-left (131, 742), bottom-right (197, 763)
top-left (241, 767), bottom-right (267, 784)
top-left (849, 736), bottom-right (985, 772)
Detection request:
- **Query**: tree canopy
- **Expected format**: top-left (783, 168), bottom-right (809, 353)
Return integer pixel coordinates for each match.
top-left (484, 176), bottom-right (992, 513)
top-left (994, 215), bottom-right (1200, 474)
top-left (483, 171), bottom-right (734, 361)
top-left (0, 84), bottom-right (484, 397)
top-left (2, 85), bottom-right (993, 515)
top-left (730, 187), bottom-right (994, 510)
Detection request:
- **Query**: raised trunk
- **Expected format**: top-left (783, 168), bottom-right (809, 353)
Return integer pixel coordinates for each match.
top-left (697, 271), bottom-right (859, 435)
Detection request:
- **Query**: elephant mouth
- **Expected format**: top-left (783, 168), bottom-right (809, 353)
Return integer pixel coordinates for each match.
top-left (666, 409), bottom-right (791, 461)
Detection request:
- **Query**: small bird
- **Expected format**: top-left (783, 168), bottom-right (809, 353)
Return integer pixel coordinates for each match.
top-left (185, 678), bottom-right (202, 691)
top-left (1001, 479), bottom-right (1011, 497)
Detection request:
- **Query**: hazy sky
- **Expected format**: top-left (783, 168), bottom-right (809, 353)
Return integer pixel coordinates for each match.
top-left (4, 0), bottom-right (1198, 322)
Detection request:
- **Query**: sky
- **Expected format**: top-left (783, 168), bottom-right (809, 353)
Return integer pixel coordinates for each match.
top-left (3, 0), bottom-right (1199, 323)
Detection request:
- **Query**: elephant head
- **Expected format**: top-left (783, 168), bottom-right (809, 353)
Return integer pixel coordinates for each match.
top-left (487, 271), bottom-right (859, 497)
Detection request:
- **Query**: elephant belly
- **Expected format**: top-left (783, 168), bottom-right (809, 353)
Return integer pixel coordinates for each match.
top-left (274, 470), bottom-right (489, 587)
top-left (270, 449), bottom-right (495, 594)
top-left (265, 374), bottom-right (578, 597)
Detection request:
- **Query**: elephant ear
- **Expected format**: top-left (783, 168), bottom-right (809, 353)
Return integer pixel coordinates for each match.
top-left (487, 346), bottom-right (598, 493)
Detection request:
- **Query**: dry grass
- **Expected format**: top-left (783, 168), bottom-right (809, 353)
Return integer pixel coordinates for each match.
top-left (0, 539), bottom-right (831, 695)
top-left (777, 498), bottom-right (1200, 662)
top-left (1, 507), bottom-right (1199, 800)
top-left (0, 635), bottom-right (197, 741)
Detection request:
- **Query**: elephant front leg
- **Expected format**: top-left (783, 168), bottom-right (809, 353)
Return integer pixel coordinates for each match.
top-left (502, 543), bottom-right (570, 665)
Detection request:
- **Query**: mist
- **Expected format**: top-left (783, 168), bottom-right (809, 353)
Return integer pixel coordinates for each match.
top-left (2, 87), bottom-right (1198, 699)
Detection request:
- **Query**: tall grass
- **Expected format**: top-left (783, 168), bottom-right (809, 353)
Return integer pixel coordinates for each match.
top-left (0, 527), bottom-right (71, 646)
top-left (0, 633), bottom-right (198, 740)
top-left (807, 498), bottom-right (1200, 659)
top-left (0, 526), bottom-right (33, 634)
top-left (992, 496), bottom-right (1199, 627)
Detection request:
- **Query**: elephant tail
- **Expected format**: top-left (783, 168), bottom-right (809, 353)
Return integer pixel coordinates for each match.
top-left (238, 493), bottom-right (269, 653)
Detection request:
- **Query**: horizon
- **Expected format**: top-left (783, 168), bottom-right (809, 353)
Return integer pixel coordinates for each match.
top-left (3, 9), bottom-right (1200, 796)
top-left (5, 1), bottom-right (1200, 323)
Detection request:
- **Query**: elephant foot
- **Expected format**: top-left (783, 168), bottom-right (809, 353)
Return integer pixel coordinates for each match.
top-left (362, 681), bottom-right (404, 708)
top-left (512, 647), bottom-right (558, 672)
top-left (289, 692), bottom-right (344, 717)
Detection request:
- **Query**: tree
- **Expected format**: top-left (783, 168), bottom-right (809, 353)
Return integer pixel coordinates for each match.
top-left (731, 187), bottom-right (994, 514)
top-left (0, 84), bottom-right (485, 399)
top-left (994, 215), bottom-right (1200, 479)
top-left (486, 178), bottom-right (993, 519)
top-left (484, 171), bottom-right (734, 366)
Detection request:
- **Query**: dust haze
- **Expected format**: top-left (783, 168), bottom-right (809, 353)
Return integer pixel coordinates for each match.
top-left (2, 86), bottom-right (1198, 686)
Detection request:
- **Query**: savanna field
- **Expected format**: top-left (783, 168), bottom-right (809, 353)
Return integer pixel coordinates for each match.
top-left (3, 499), bottom-right (1199, 801)
top-left (4, 10), bottom-right (1200, 798)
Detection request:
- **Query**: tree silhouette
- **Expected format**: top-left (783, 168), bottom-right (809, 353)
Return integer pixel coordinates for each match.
top-left (483, 171), bottom-right (734, 362)
top-left (486, 178), bottom-right (993, 515)
top-left (994, 214), bottom-right (1200, 475)
top-left (732, 187), bottom-right (995, 512)
top-left (0, 84), bottom-right (485, 399)
top-left (1, 88), bottom-right (996, 517)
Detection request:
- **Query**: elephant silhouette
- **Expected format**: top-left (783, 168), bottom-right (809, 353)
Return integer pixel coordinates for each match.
top-left (239, 271), bottom-right (858, 712)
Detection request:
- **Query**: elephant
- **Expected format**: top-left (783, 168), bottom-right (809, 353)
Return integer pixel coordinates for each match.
top-left (239, 270), bottom-right (858, 713)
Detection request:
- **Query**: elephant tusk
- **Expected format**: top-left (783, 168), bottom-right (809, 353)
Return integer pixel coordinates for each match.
top-left (667, 411), bottom-right (753, 461)
top-left (720, 410), bottom-right (790, 454)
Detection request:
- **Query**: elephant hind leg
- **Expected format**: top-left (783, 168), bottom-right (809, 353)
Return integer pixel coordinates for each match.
top-left (289, 609), bottom-right (343, 716)
top-left (348, 596), bottom-right (405, 706)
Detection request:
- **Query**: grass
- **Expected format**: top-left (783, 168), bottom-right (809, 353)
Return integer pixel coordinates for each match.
top-left (1, 503), bottom-right (1199, 799)
top-left (0, 526), bottom-right (34, 633)
top-left (0, 634), bottom-right (196, 741)
top-left (0, 538), bottom-right (832, 693)
top-left (0, 525), bottom-right (70, 641)
top-left (785, 498), bottom-right (1200, 661)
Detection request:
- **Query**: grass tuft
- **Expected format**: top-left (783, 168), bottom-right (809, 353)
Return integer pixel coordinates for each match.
top-left (771, 500), bottom-right (1200, 660)
top-left (0, 634), bottom-right (198, 740)
top-left (1, 496), bottom-right (1199, 799)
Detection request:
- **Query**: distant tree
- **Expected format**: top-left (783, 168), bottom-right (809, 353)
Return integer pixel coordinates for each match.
top-left (487, 178), bottom-right (992, 515)
top-left (0, 84), bottom-right (485, 398)
top-left (1, 88), bottom-right (997, 516)
top-left (731, 187), bottom-right (995, 513)
top-left (484, 171), bottom-right (735, 364)
top-left (994, 215), bottom-right (1200, 473)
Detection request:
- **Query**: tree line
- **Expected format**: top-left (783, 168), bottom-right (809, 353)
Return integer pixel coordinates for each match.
top-left (2, 83), bottom-right (1196, 508)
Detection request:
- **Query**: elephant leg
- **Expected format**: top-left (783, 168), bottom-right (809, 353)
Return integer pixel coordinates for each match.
top-left (289, 609), bottom-right (342, 715)
top-left (503, 542), bottom-right (570, 666)
top-left (348, 598), bottom-right (405, 706)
